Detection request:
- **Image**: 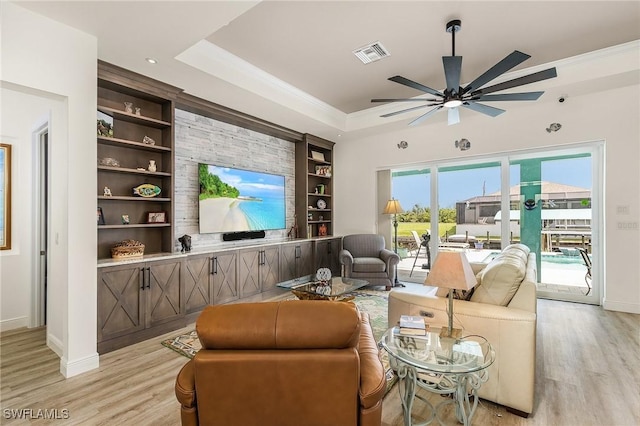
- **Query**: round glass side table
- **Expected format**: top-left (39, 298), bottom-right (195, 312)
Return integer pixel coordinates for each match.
top-left (381, 326), bottom-right (495, 426)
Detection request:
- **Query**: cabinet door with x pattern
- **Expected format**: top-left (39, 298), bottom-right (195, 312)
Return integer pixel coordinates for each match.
top-left (97, 263), bottom-right (145, 342)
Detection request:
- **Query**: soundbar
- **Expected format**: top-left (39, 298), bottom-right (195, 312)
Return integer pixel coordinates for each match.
top-left (222, 230), bottom-right (266, 241)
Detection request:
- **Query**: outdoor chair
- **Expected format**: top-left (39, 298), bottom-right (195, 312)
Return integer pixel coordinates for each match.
top-left (409, 230), bottom-right (430, 276)
top-left (577, 247), bottom-right (592, 295)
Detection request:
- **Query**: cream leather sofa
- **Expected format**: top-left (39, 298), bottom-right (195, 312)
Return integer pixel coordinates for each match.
top-left (388, 244), bottom-right (538, 416)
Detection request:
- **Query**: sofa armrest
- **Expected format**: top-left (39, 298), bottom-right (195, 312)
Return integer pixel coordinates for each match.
top-left (389, 289), bottom-right (536, 327)
top-left (339, 249), bottom-right (354, 267)
top-left (379, 249), bottom-right (400, 278)
top-left (469, 262), bottom-right (487, 275)
top-left (175, 360), bottom-right (196, 408)
top-left (357, 312), bottom-right (386, 409)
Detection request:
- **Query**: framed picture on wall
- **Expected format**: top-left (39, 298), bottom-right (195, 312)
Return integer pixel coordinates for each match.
top-left (0, 143), bottom-right (12, 250)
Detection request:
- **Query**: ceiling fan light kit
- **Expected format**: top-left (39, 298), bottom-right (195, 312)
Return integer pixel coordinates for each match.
top-left (372, 19), bottom-right (557, 126)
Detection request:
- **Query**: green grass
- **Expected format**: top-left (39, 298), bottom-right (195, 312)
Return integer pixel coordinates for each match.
top-left (396, 222), bottom-right (456, 238)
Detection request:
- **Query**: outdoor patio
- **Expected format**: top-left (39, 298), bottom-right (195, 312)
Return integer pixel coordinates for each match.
top-left (396, 247), bottom-right (591, 295)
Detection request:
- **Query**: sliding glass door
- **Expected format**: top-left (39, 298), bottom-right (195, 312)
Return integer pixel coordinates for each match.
top-left (509, 153), bottom-right (596, 303)
top-left (388, 143), bottom-right (601, 304)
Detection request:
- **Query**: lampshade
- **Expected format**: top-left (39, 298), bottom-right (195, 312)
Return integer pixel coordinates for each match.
top-left (425, 251), bottom-right (476, 291)
top-left (383, 199), bottom-right (404, 215)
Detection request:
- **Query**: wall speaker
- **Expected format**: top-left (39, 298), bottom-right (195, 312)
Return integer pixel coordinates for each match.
top-left (222, 230), bottom-right (266, 241)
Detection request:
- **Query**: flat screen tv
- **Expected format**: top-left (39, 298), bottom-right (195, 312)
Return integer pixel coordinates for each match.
top-left (198, 164), bottom-right (286, 233)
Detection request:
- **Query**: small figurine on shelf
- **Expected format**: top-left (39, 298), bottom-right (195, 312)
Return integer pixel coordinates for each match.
top-left (142, 135), bottom-right (156, 146)
top-left (287, 214), bottom-right (299, 239)
top-left (135, 107), bottom-right (141, 116)
top-left (103, 186), bottom-right (113, 197)
top-left (179, 234), bottom-right (192, 253)
top-left (124, 102), bottom-right (133, 113)
top-left (148, 160), bottom-right (157, 172)
top-left (318, 223), bottom-right (328, 236)
top-left (121, 214), bottom-right (130, 225)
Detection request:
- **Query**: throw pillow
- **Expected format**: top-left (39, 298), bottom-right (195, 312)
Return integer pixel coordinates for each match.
top-left (470, 254), bottom-right (525, 306)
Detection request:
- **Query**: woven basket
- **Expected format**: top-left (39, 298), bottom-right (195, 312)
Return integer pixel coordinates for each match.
top-left (111, 239), bottom-right (145, 259)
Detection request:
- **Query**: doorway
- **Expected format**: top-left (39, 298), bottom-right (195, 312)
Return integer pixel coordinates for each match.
top-left (34, 125), bottom-right (49, 327)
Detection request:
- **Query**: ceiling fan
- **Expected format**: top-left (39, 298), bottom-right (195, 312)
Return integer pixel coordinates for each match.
top-left (372, 19), bottom-right (557, 126)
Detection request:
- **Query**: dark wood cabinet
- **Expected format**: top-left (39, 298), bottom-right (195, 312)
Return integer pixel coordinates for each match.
top-left (314, 237), bottom-right (342, 276)
top-left (238, 246), bottom-right (280, 298)
top-left (280, 241), bottom-right (313, 281)
top-left (212, 250), bottom-right (238, 305)
top-left (296, 134), bottom-right (335, 238)
top-left (97, 263), bottom-right (145, 343)
top-left (97, 258), bottom-right (183, 353)
top-left (184, 254), bottom-right (213, 315)
top-left (146, 259), bottom-right (183, 328)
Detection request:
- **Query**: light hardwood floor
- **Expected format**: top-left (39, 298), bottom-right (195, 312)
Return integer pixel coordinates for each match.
top-left (1, 299), bottom-right (638, 425)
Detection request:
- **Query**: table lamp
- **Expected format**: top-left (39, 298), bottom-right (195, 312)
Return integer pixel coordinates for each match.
top-left (425, 251), bottom-right (476, 338)
top-left (383, 198), bottom-right (404, 286)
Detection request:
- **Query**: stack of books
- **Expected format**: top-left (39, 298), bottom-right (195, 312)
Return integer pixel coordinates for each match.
top-left (398, 315), bottom-right (428, 336)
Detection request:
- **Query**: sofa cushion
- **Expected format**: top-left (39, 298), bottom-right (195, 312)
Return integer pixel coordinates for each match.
top-left (503, 243), bottom-right (530, 256)
top-left (471, 253), bottom-right (526, 306)
top-left (353, 257), bottom-right (386, 273)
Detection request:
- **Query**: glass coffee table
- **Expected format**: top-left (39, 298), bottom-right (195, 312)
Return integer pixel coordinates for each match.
top-left (381, 327), bottom-right (495, 426)
top-left (277, 276), bottom-right (369, 301)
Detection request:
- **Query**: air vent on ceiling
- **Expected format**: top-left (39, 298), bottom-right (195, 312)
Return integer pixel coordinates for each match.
top-left (353, 41), bottom-right (390, 64)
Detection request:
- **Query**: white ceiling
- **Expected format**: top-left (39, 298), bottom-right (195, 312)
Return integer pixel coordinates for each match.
top-left (13, 1), bottom-right (640, 141)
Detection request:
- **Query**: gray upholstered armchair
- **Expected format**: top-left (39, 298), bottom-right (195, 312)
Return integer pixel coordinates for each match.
top-left (339, 234), bottom-right (400, 291)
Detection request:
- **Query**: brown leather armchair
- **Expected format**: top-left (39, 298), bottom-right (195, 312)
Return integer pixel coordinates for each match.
top-left (175, 300), bottom-right (386, 426)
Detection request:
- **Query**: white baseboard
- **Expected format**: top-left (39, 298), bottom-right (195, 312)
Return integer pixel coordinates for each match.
top-left (603, 299), bottom-right (640, 314)
top-left (0, 316), bottom-right (29, 332)
top-left (60, 353), bottom-right (99, 378)
top-left (47, 333), bottom-right (64, 358)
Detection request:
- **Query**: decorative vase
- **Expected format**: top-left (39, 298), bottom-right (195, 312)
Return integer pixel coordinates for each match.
top-left (148, 160), bottom-right (157, 172)
top-left (124, 102), bottom-right (133, 113)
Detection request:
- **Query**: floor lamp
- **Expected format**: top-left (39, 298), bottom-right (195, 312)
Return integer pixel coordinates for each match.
top-left (383, 198), bottom-right (404, 287)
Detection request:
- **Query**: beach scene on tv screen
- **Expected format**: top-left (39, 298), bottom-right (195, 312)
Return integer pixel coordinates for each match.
top-left (199, 164), bottom-right (286, 233)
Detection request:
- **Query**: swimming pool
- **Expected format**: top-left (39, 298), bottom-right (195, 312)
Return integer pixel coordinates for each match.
top-left (482, 251), bottom-right (586, 265)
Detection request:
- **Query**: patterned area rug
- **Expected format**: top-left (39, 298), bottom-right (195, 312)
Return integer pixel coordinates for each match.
top-left (162, 289), bottom-right (398, 395)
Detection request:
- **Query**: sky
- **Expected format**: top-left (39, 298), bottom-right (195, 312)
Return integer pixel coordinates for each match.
top-left (392, 156), bottom-right (592, 209)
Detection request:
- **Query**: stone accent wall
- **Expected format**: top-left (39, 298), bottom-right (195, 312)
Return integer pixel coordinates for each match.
top-left (174, 109), bottom-right (295, 250)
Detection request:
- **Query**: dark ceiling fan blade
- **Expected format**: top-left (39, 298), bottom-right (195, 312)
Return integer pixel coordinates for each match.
top-left (448, 107), bottom-right (460, 125)
top-left (389, 76), bottom-right (444, 97)
top-left (371, 98), bottom-right (439, 103)
top-left (470, 68), bottom-right (557, 96)
top-left (443, 56), bottom-right (462, 93)
top-left (472, 91), bottom-right (544, 102)
top-left (380, 103), bottom-right (433, 118)
top-left (409, 106), bottom-right (443, 126)
top-left (463, 50), bottom-right (531, 94)
top-left (462, 102), bottom-right (505, 117)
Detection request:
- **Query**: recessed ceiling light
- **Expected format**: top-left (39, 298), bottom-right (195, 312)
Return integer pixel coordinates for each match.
top-left (145, 58), bottom-right (158, 64)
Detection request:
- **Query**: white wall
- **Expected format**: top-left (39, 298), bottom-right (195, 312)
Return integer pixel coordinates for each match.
top-left (0, 88), bottom-right (63, 332)
top-left (0, 2), bottom-right (99, 376)
top-left (335, 84), bottom-right (640, 314)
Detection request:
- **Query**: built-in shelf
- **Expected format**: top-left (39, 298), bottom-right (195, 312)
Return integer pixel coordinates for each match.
top-left (99, 223), bottom-right (171, 230)
top-left (98, 105), bottom-right (172, 128)
top-left (98, 196), bottom-right (171, 202)
top-left (97, 61), bottom-right (180, 260)
top-left (98, 136), bottom-right (171, 152)
top-left (296, 134), bottom-right (335, 238)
